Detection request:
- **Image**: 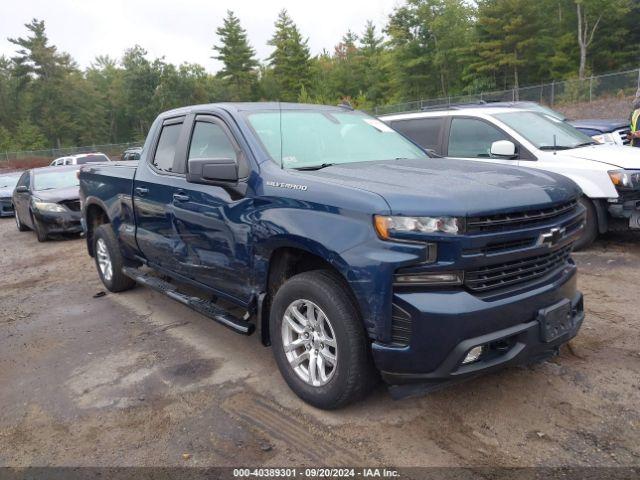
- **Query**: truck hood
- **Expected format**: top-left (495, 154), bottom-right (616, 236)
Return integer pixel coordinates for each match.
top-left (306, 158), bottom-right (580, 216)
top-left (559, 144), bottom-right (640, 169)
top-left (32, 186), bottom-right (80, 202)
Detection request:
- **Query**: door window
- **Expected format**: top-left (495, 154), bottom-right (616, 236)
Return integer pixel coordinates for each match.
top-left (188, 121), bottom-right (237, 161)
top-left (391, 117), bottom-right (443, 151)
top-left (17, 171), bottom-right (30, 189)
top-left (152, 123), bottom-right (183, 172)
top-left (448, 118), bottom-right (509, 158)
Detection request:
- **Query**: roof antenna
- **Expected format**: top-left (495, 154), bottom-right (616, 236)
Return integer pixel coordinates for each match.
top-left (553, 134), bottom-right (557, 156)
top-left (278, 100), bottom-right (284, 170)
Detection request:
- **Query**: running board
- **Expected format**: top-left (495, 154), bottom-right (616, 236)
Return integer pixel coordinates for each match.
top-left (122, 267), bottom-right (255, 335)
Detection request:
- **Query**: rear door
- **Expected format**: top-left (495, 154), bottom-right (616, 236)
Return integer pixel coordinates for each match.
top-left (132, 116), bottom-right (189, 271)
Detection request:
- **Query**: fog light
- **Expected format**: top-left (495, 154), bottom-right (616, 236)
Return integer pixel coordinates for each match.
top-left (463, 346), bottom-right (484, 364)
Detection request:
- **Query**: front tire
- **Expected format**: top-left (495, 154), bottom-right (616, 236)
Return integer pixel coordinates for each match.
top-left (93, 224), bottom-right (136, 292)
top-left (270, 270), bottom-right (376, 409)
top-left (574, 197), bottom-right (598, 251)
top-left (31, 214), bottom-right (48, 242)
top-left (15, 210), bottom-right (29, 231)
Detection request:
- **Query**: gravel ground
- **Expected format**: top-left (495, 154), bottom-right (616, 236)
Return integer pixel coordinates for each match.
top-left (0, 217), bottom-right (639, 468)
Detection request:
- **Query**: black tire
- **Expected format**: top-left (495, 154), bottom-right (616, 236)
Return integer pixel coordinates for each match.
top-left (270, 270), bottom-right (377, 409)
top-left (574, 197), bottom-right (598, 251)
top-left (93, 224), bottom-right (136, 292)
top-left (15, 210), bottom-right (28, 231)
top-left (31, 213), bottom-right (48, 242)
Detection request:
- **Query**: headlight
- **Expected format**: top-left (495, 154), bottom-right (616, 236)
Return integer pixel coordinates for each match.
top-left (33, 201), bottom-right (66, 212)
top-left (374, 215), bottom-right (461, 239)
top-left (593, 133), bottom-right (616, 145)
top-left (608, 170), bottom-right (640, 190)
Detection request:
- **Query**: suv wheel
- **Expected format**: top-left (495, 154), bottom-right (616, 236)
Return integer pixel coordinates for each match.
top-left (93, 224), bottom-right (136, 292)
top-left (270, 270), bottom-right (377, 409)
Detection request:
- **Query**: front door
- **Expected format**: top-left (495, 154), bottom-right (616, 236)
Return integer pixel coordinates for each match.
top-left (170, 115), bottom-right (254, 303)
top-left (446, 117), bottom-right (520, 167)
top-left (13, 171), bottom-right (32, 227)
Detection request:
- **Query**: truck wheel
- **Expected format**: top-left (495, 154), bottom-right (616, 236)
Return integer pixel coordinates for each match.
top-left (574, 197), bottom-right (598, 251)
top-left (93, 224), bottom-right (136, 292)
top-left (269, 270), bottom-right (377, 409)
top-left (31, 213), bottom-right (48, 242)
top-left (15, 210), bottom-right (29, 231)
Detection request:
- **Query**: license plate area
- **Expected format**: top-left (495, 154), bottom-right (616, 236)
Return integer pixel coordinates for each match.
top-left (538, 299), bottom-right (573, 342)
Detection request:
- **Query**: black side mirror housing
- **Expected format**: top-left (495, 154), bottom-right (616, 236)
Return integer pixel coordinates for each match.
top-left (187, 157), bottom-right (239, 185)
top-left (15, 185), bottom-right (28, 193)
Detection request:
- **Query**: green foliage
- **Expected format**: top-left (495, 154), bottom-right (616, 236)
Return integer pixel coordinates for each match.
top-left (212, 10), bottom-right (258, 100)
top-left (0, 4), bottom-right (638, 150)
top-left (268, 9), bottom-right (312, 101)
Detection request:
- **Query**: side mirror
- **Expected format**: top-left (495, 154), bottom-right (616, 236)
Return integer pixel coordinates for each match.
top-left (15, 185), bottom-right (28, 193)
top-left (490, 140), bottom-right (517, 159)
top-left (187, 157), bottom-right (239, 185)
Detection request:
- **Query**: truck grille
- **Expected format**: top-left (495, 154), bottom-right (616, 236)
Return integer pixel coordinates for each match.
top-left (614, 127), bottom-right (630, 146)
top-left (466, 200), bottom-right (578, 233)
top-left (464, 245), bottom-right (572, 293)
top-left (390, 303), bottom-right (411, 346)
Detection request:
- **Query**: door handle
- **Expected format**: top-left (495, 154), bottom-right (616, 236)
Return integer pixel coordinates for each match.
top-left (173, 193), bottom-right (190, 202)
top-left (135, 187), bottom-right (149, 196)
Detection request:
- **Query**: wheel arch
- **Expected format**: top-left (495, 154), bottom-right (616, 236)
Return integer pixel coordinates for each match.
top-left (84, 198), bottom-right (110, 257)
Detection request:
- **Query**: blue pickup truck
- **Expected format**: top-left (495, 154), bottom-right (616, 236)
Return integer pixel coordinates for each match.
top-left (79, 102), bottom-right (586, 408)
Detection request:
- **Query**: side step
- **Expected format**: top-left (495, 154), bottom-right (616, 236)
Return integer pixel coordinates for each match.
top-left (122, 267), bottom-right (255, 335)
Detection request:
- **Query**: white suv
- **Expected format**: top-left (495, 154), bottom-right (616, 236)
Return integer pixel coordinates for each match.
top-left (380, 107), bottom-right (640, 248)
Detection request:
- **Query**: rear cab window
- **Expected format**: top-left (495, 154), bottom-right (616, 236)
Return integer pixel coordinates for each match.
top-left (152, 121), bottom-right (183, 173)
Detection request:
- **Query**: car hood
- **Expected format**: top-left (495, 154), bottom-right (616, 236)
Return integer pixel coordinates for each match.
top-left (568, 119), bottom-right (627, 131)
top-left (559, 144), bottom-right (640, 169)
top-left (306, 158), bottom-right (580, 216)
top-left (32, 186), bottom-right (80, 202)
top-left (0, 187), bottom-right (14, 198)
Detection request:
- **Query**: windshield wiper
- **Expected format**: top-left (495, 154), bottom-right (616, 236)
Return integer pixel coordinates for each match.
top-left (572, 141), bottom-right (597, 148)
top-left (539, 145), bottom-right (573, 151)
top-left (293, 163), bottom-right (336, 171)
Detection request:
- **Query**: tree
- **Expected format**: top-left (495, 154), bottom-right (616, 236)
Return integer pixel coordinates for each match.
top-left (212, 10), bottom-right (258, 100)
top-left (267, 9), bottom-right (311, 101)
top-left (358, 21), bottom-right (389, 105)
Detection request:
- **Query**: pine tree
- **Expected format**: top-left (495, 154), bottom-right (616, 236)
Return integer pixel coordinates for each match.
top-left (212, 10), bottom-right (258, 100)
top-left (267, 9), bottom-right (311, 101)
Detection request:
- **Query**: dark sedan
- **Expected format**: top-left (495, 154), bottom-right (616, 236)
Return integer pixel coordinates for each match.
top-left (0, 172), bottom-right (22, 217)
top-left (12, 165), bottom-right (82, 242)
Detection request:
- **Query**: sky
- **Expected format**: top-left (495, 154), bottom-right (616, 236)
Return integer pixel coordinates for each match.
top-left (0, 0), bottom-right (400, 72)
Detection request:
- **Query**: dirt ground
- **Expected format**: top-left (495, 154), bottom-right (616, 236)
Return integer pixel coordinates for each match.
top-left (0, 217), bottom-right (639, 469)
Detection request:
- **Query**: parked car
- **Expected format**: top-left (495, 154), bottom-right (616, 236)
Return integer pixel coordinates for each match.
top-left (79, 102), bottom-right (585, 408)
top-left (0, 172), bottom-right (22, 217)
top-left (50, 152), bottom-right (111, 166)
top-left (121, 146), bottom-right (142, 161)
top-left (381, 106), bottom-right (640, 249)
top-left (13, 165), bottom-right (83, 241)
top-left (569, 119), bottom-right (631, 146)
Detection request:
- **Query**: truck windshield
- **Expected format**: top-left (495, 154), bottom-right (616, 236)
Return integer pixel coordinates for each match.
top-left (493, 111), bottom-right (596, 150)
top-left (246, 109), bottom-right (428, 169)
top-left (33, 170), bottom-right (79, 191)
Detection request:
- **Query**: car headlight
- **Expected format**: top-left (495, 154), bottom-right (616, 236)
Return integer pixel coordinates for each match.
top-left (608, 170), bottom-right (640, 190)
top-left (374, 215), bottom-right (461, 239)
top-left (593, 133), bottom-right (616, 145)
top-left (33, 201), bottom-right (66, 213)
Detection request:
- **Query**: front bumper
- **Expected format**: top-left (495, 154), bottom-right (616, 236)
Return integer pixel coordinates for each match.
top-left (32, 209), bottom-right (83, 234)
top-left (373, 265), bottom-right (583, 394)
top-left (607, 192), bottom-right (640, 229)
top-left (0, 198), bottom-right (14, 217)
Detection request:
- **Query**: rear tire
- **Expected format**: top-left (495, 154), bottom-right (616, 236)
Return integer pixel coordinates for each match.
top-left (15, 210), bottom-right (28, 231)
top-left (93, 224), bottom-right (136, 292)
top-left (574, 197), bottom-right (598, 251)
top-left (270, 270), bottom-right (377, 409)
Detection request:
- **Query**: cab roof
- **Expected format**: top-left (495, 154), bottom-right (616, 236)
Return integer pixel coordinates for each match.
top-left (159, 102), bottom-right (355, 119)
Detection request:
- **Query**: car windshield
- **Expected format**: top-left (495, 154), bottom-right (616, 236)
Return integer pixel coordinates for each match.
top-left (33, 170), bottom-right (79, 191)
top-left (493, 111), bottom-right (596, 150)
top-left (245, 109), bottom-right (428, 169)
top-left (0, 174), bottom-right (20, 189)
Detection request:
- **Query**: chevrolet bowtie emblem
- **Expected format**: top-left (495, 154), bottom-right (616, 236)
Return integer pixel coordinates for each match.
top-left (537, 227), bottom-right (566, 248)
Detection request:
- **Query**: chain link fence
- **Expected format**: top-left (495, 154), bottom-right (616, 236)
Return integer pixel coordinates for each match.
top-left (0, 142), bottom-right (142, 170)
top-left (374, 68), bottom-right (640, 115)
